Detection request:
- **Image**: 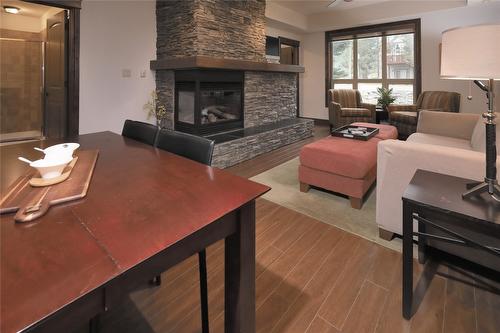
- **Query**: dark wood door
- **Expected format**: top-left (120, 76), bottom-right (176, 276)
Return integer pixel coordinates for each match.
top-left (45, 10), bottom-right (68, 139)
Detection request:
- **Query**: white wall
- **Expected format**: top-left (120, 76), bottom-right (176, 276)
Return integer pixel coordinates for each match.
top-left (299, 2), bottom-right (500, 120)
top-left (265, 20), bottom-right (303, 44)
top-left (265, 1), bottom-right (308, 32)
top-left (79, 0), bottom-right (156, 134)
top-left (301, 31), bottom-right (325, 118)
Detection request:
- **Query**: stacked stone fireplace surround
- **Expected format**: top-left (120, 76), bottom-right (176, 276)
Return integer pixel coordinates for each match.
top-left (152, 0), bottom-right (313, 168)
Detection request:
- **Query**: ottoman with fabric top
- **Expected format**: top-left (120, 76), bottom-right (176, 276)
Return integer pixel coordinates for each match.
top-left (299, 123), bottom-right (398, 209)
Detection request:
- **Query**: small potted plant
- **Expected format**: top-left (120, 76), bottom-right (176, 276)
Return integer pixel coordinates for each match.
top-left (376, 87), bottom-right (396, 112)
top-left (144, 90), bottom-right (167, 128)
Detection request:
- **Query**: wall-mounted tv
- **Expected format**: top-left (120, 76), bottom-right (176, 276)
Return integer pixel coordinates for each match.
top-left (265, 36), bottom-right (280, 57)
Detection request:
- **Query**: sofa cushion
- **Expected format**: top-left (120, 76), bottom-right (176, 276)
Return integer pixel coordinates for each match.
top-left (341, 108), bottom-right (371, 117)
top-left (470, 112), bottom-right (500, 153)
top-left (300, 136), bottom-right (378, 179)
top-left (352, 122), bottom-right (398, 140)
top-left (407, 133), bottom-right (472, 151)
top-left (390, 111), bottom-right (418, 125)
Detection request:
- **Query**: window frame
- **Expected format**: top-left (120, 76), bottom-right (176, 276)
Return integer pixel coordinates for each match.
top-left (325, 19), bottom-right (421, 107)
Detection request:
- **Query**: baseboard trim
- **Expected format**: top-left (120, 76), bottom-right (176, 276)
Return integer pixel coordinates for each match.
top-left (298, 116), bottom-right (329, 126)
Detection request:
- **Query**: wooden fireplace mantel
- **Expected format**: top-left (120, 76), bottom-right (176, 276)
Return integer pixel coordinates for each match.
top-left (150, 56), bottom-right (305, 73)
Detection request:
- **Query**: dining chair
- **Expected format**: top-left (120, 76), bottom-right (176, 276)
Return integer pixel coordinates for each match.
top-left (156, 129), bottom-right (215, 333)
top-left (121, 119), bottom-right (159, 146)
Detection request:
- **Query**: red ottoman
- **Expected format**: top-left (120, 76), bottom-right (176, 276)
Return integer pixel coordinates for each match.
top-left (299, 123), bottom-right (398, 209)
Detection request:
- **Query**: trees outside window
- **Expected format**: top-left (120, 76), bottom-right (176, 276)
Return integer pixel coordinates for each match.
top-left (326, 19), bottom-right (420, 106)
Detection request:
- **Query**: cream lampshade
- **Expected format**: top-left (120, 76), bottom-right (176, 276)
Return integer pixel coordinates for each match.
top-left (440, 24), bottom-right (500, 80)
top-left (440, 24), bottom-right (500, 201)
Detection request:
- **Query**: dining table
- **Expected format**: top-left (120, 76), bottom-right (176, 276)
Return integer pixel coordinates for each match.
top-left (0, 131), bottom-right (270, 333)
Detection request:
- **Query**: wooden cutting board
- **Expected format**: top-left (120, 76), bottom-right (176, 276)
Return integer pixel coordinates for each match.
top-left (0, 150), bottom-right (99, 223)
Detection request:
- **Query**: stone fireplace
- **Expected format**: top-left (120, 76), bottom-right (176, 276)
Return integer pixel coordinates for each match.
top-left (151, 0), bottom-right (313, 168)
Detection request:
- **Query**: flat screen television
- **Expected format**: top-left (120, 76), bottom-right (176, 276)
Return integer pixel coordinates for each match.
top-left (265, 36), bottom-right (280, 57)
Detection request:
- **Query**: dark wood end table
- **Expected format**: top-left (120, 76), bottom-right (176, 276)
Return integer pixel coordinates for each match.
top-left (376, 107), bottom-right (388, 124)
top-left (402, 170), bottom-right (500, 319)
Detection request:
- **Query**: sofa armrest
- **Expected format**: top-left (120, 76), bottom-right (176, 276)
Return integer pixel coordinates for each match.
top-left (387, 104), bottom-right (417, 113)
top-left (417, 111), bottom-right (480, 141)
top-left (376, 139), bottom-right (499, 236)
top-left (359, 102), bottom-right (376, 122)
top-left (328, 102), bottom-right (342, 127)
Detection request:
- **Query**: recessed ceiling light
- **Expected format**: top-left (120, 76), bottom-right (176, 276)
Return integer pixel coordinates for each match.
top-left (4, 6), bottom-right (20, 14)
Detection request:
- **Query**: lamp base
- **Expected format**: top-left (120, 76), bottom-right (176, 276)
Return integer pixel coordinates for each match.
top-left (463, 179), bottom-right (500, 202)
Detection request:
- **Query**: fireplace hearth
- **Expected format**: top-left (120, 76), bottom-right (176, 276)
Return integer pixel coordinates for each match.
top-left (175, 70), bottom-right (243, 135)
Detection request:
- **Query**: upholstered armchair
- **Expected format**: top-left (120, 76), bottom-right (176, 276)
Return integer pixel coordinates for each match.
top-left (388, 91), bottom-right (461, 138)
top-left (328, 89), bottom-right (376, 130)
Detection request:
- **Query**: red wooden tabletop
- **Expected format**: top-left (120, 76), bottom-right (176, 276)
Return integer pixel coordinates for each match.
top-left (0, 131), bottom-right (270, 333)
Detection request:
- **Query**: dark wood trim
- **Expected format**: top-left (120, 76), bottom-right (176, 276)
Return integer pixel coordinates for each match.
top-left (22, 0), bottom-right (81, 9)
top-left (278, 37), bottom-right (301, 116)
top-left (151, 56), bottom-right (305, 73)
top-left (67, 7), bottom-right (80, 137)
top-left (324, 19), bottom-right (422, 107)
top-left (278, 36), bottom-right (300, 48)
top-left (325, 18), bottom-right (421, 40)
top-left (414, 19), bottom-right (422, 100)
top-left (324, 36), bottom-right (331, 108)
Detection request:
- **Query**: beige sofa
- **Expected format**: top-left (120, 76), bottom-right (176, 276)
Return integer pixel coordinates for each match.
top-left (376, 111), bottom-right (500, 239)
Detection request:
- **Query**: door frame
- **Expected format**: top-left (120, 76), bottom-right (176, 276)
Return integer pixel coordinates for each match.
top-left (278, 37), bottom-right (301, 117)
top-left (23, 0), bottom-right (81, 137)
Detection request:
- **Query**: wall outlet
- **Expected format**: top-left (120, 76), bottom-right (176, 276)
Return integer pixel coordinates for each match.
top-left (140, 70), bottom-right (147, 78)
top-left (122, 69), bottom-right (132, 78)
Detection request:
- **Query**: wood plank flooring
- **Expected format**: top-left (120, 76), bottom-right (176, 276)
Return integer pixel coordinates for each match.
top-left (88, 124), bottom-right (499, 333)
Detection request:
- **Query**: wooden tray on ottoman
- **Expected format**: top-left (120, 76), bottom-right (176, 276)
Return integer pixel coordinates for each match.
top-left (0, 150), bottom-right (99, 223)
top-left (331, 125), bottom-right (379, 141)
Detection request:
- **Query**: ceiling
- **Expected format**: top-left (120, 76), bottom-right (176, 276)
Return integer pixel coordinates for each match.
top-left (269, 0), bottom-right (391, 15)
top-left (1, 0), bottom-right (56, 18)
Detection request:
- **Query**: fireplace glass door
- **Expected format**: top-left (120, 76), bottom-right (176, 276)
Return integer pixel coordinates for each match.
top-left (177, 82), bottom-right (195, 124)
top-left (175, 78), bottom-right (243, 135)
top-left (200, 83), bottom-right (241, 125)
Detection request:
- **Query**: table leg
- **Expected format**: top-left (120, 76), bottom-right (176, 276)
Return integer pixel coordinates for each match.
top-left (402, 200), bottom-right (413, 320)
top-left (225, 201), bottom-right (256, 333)
top-left (417, 214), bottom-right (427, 264)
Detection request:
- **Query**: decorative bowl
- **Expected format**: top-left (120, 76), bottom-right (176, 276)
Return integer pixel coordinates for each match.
top-left (40, 143), bottom-right (80, 161)
top-left (30, 156), bottom-right (73, 179)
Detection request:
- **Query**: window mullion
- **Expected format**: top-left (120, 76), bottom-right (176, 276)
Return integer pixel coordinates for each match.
top-left (382, 34), bottom-right (387, 88)
top-left (353, 39), bottom-right (358, 89)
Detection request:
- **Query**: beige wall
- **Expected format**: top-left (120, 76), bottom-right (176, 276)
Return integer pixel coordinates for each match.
top-left (292, 2), bottom-right (500, 119)
top-left (297, 2), bottom-right (500, 120)
top-left (79, 0), bottom-right (156, 134)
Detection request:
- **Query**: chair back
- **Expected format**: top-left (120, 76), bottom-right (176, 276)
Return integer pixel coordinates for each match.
top-left (156, 130), bottom-right (215, 166)
top-left (417, 91), bottom-right (460, 113)
top-left (122, 120), bottom-right (159, 146)
top-left (331, 89), bottom-right (361, 108)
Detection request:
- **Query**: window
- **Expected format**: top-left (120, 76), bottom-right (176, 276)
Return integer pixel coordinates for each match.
top-left (326, 19), bottom-right (421, 106)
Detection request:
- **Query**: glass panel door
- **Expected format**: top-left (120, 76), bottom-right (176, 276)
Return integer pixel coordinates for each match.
top-left (0, 39), bottom-right (44, 142)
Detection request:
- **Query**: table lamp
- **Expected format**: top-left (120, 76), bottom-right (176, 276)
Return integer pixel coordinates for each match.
top-left (440, 24), bottom-right (500, 201)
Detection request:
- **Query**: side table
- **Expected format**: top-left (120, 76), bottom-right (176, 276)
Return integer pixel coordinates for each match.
top-left (402, 170), bottom-right (500, 319)
top-left (376, 107), bottom-right (388, 124)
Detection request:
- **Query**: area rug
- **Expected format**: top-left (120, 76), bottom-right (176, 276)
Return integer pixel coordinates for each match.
top-left (250, 157), bottom-right (402, 252)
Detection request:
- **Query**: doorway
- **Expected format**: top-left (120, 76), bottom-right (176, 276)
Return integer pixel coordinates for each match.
top-left (0, 0), bottom-right (78, 143)
top-left (279, 37), bottom-right (300, 116)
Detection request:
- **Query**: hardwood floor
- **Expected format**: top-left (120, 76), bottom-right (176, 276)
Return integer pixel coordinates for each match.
top-left (92, 124), bottom-right (499, 333)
